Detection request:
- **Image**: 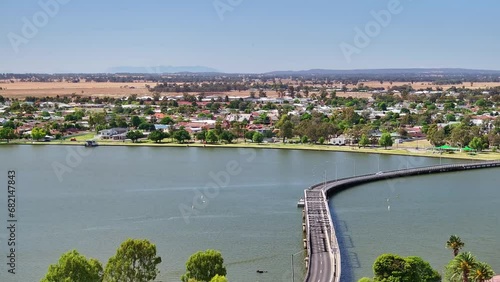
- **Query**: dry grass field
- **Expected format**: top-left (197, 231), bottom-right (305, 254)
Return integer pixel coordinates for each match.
top-left (351, 81), bottom-right (500, 90)
top-left (1, 80), bottom-right (499, 99)
top-left (0, 81), bottom-right (150, 98)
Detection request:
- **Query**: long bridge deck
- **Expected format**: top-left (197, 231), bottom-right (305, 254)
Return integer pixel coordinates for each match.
top-left (302, 160), bottom-right (500, 282)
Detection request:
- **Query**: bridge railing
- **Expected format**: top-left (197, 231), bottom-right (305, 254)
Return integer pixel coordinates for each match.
top-left (322, 189), bottom-right (341, 282)
top-left (303, 190), bottom-right (313, 282)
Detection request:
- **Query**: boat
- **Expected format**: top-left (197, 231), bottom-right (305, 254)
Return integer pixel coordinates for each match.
top-left (84, 140), bottom-right (99, 147)
top-left (297, 198), bottom-right (305, 208)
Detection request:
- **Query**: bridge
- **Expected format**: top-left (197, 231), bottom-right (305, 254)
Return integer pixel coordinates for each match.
top-left (302, 160), bottom-right (500, 282)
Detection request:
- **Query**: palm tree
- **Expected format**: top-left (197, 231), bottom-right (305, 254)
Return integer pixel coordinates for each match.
top-left (450, 252), bottom-right (477, 282)
top-left (447, 235), bottom-right (465, 257)
top-left (470, 261), bottom-right (495, 282)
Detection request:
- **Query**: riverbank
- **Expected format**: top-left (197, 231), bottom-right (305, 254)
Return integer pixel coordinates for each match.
top-left (2, 138), bottom-right (500, 161)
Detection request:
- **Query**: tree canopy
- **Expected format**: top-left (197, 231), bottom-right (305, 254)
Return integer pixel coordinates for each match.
top-left (209, 274), bottom-right (228, 282)
top-left (173, 127), bottom-right (191, 143)
top-left (148, 130), bottom-right (168, 143)
top-left (41, 250), bottom-right (103, 282)
top-left (103, 239), bottom-right (162, 282)
top-left (181, 249), bottom-right (227, 282)
top-left (126, 130), bottom-right (144, 143)
top-left (31, 127), bottom-right (46, 141)
top-left (252, 132), bottom-right (264, 143)
top-left (219, 130), bottom-right (235, 143)
top-left (378, 133), bottom-right (393, 149)
top-left (446, 235), bottom-right (465, 257)
top-left (206, 129), bottom-right (218, 143)
top-left (368, 253), bottom-right (440, 282)
top-left (0, 127), bottom-right (16, 142)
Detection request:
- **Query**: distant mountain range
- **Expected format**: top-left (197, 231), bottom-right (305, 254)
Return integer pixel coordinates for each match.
top-left (263, 68), bottom-right (500, 76)
top-left (105, 67), bottom-right (500, 75)
top-left (107, 65), bottom-right (220, 74)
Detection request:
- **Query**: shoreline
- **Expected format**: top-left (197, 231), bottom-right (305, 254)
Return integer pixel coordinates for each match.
top-left (2, 140), bottom-right (500, 161)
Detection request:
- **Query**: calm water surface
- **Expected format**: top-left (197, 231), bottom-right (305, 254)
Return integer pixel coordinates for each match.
top-left (0, 145), bottom-right (497, 282)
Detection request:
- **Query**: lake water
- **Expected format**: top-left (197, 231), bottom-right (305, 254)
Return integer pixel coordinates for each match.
top-left (0, 145), bottom-right (497, 282)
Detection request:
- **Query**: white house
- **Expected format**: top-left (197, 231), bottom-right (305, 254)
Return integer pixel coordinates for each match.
top-left (329, 135), bottom-right (347, 146)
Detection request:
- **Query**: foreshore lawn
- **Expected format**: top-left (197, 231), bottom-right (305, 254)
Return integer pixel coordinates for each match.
top-left (2, 137), bottom-right (500, 161)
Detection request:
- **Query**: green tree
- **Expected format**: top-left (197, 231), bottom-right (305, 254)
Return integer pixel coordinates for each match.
top-left (279, 120), bottom-right (294, 143)
top-left (89, 112), bottom-right (107, 131)
top-left (446, 235), bottom-right (465, 257)
top-left (173, 127), bottom-right (191, 143)
top-left (160, 116), bottom-right (174, 125)
top-left (181, 249), bottom-right (226, 282)
top-left (468, 137), bottom-right (485, 152)
top-left (276, 115), bottom-right (294, 143)
top-left (450, 124), bottom-right (474, 148)
top-left (148, 130), bottom-right (168, 143)
top-left (358, 278), bottom-right (373, 282)
top-left (126, 130), bottom-right (144, 143)
top-left (359, 134), bottom-right (370, 148)
top-left (448, 252), bottom-right (477, 282)
top-left (31, 127), bottom-right (46, 141)
top-left (406, 256), bottom-right (441, 282)
top-left (138, 123), bottom-right (156, 131)
top-left (318, 136), bottom-right (325, 145)
top-left (301, 135), bottom-right (309, 144)
top-left (210, 275), bottom-right (228, 282)
top-left (378, 133), bottom-right (393, 149)
top-left (219, 130), bottom-right (235, 143)
top-left (131, 116), bottom-right (142, 128)
top-left (373, 254), bottom-right (409, 281)
top-left (372, 254), bottom-right (440, 282)
top-left (252, 132), bottom-right (264, 143)
top-left (206, 130), bottom-right (219, 144)
top-left (3, 120), bottom-right (16, 129)
top-left (0, 128), bottom-right (16, 143)
top-left (244, 130), bottom-right (256, 140)
top-left (41, 250), bottom-right (103, 282)
top-left (103, 239), bottom-right (161, 282)
top-left (427, 124), bottom-right (447, 147)
top-left (469, 261), bottom-right (495, 282)
top-left (195, 130), bottom-right (207, 142)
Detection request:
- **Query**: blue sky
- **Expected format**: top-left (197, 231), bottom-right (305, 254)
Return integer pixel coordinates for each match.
top-left (1, 0), bottom-right (499, 73)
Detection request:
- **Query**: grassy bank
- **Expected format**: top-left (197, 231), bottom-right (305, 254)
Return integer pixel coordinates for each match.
top-left (3, 138), bottom-right (500, 161)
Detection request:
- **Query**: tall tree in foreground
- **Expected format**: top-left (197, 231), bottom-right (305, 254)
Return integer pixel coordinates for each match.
top-left (469, 261), bottom-right (495, 282)
top-left (41, 250), bottom-right (103, 282)
top-left (446, 235), bottom-right (465, 257)
top-left (103, 239), bottom-right (161, 282)
top-left (181, 249), bottom-right (227, 282)
top-left (370, 253), bottom-right (440, 282)
top-left (448, 252), bottom-right (477, 282)
top-left (405, 256), bottom-right (441, 282)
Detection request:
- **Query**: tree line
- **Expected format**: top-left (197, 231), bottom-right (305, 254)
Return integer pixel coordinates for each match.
top-left (358, 235), bottom-right (495, 282)
top-left (41, 238), bottom-right (227, 282)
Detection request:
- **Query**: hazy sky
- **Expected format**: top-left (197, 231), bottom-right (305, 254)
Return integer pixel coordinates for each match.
top-left (1, 0), bottom-right (499, 73)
